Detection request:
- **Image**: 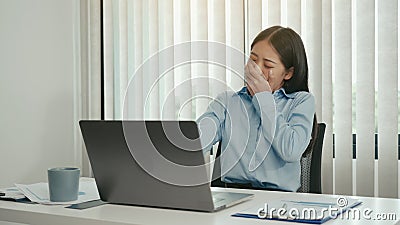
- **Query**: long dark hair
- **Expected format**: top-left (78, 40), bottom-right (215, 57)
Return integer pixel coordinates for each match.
top-left (251, 26), bottom-right (309, 94)
top-left (251, 26), bottom-right (317, 154)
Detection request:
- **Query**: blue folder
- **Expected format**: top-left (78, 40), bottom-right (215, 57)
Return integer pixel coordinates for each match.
top-left (232, 198), bottom-right (362, 224)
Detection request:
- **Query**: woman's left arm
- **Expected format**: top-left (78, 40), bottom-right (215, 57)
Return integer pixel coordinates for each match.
top-left (252, 92), bottom-right (315, 163)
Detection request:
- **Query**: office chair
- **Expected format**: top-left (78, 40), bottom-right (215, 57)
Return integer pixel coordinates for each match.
top-left (298, 123), bottom-right (326, 193)
top-left (211, 123), bottom-right (326, 193)
top-left (210, 142), bottom-right (225, 188)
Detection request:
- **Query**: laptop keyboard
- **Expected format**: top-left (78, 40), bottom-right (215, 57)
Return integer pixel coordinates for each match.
top-left (212, 193), bottom-right (225, 203)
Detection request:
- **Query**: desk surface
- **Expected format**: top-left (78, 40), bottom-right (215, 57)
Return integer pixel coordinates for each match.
top-left (1, 187), bottom-right (399, 225)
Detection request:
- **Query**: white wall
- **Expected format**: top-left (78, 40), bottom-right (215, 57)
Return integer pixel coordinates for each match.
top-left (0, 0), bottom-right (81, 187)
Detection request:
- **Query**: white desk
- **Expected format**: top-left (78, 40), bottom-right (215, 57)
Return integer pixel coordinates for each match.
top-left (1, 188), bottom-right (399, 225)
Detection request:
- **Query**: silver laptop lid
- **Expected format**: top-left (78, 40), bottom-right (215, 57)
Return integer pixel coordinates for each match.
top-left (79, 120), bottom-right (216, 212)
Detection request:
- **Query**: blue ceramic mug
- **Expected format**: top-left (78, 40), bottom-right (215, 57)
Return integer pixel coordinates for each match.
top-left (48, 167), bottom-right (80, 202)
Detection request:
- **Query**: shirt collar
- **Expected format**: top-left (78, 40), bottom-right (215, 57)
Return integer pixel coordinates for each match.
top-left (237, 87), bottom-right (296, 99)
top-left (238, 86), bottom-right (249, 96)
top-left (274, 87), bottom-right (296, 99)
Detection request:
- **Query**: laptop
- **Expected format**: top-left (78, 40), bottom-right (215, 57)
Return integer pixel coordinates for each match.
top-left (79, 120), bottom-right (253, 212)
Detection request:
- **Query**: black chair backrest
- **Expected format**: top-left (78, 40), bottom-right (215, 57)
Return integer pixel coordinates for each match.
top-left (211, 143), bottom-right (225, 187)
top-left (298, 123), bottom-right (326, 193)
top-left (211, 123), bottom-right (326, 193)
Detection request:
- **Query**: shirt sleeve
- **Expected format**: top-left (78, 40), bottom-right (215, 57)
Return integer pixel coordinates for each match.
top-left (252, 91), bottom-right (315, 163)
top-left (196, 92), bottom-right (228, 153)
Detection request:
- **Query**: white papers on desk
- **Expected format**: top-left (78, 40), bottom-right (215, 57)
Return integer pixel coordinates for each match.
top-left (0, 187), bottom-right (26, 201)
top-left (15, 178), bottom-right (100, 205)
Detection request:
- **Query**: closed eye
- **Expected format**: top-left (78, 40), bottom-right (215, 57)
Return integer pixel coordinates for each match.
top-left (264, 64), bottom-right (273, 69)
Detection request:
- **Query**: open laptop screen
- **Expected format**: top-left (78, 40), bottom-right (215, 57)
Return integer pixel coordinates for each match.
top-left (79, 120), bottom-right (216, 211)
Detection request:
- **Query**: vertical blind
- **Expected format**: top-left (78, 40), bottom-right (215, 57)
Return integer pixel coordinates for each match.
top-left (99, 0), bottom-right (399, 198)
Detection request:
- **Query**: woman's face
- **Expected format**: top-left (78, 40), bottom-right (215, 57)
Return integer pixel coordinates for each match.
top-left (249, 39), bottom-right (293, 92)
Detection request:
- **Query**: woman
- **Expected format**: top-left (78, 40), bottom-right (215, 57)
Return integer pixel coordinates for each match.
top-left (197, 26), bottom-right (316, 192)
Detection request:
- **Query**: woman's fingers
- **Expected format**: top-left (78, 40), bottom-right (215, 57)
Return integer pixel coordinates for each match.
top-left (248, 60), bottom-right (263, 77)
top-left (245, 59), bottom-right (272, 93)
top-left (245, 61), bottom-right (260, 81)
top-left (247, 62), bottom-right (266, 82)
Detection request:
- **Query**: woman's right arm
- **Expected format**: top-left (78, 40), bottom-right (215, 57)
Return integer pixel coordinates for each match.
top-left (196, 92), bottom-right (228, 153)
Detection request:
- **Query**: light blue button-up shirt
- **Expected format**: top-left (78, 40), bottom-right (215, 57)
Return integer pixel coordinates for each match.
top-left (197, 87), bottom-right (315, 191)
